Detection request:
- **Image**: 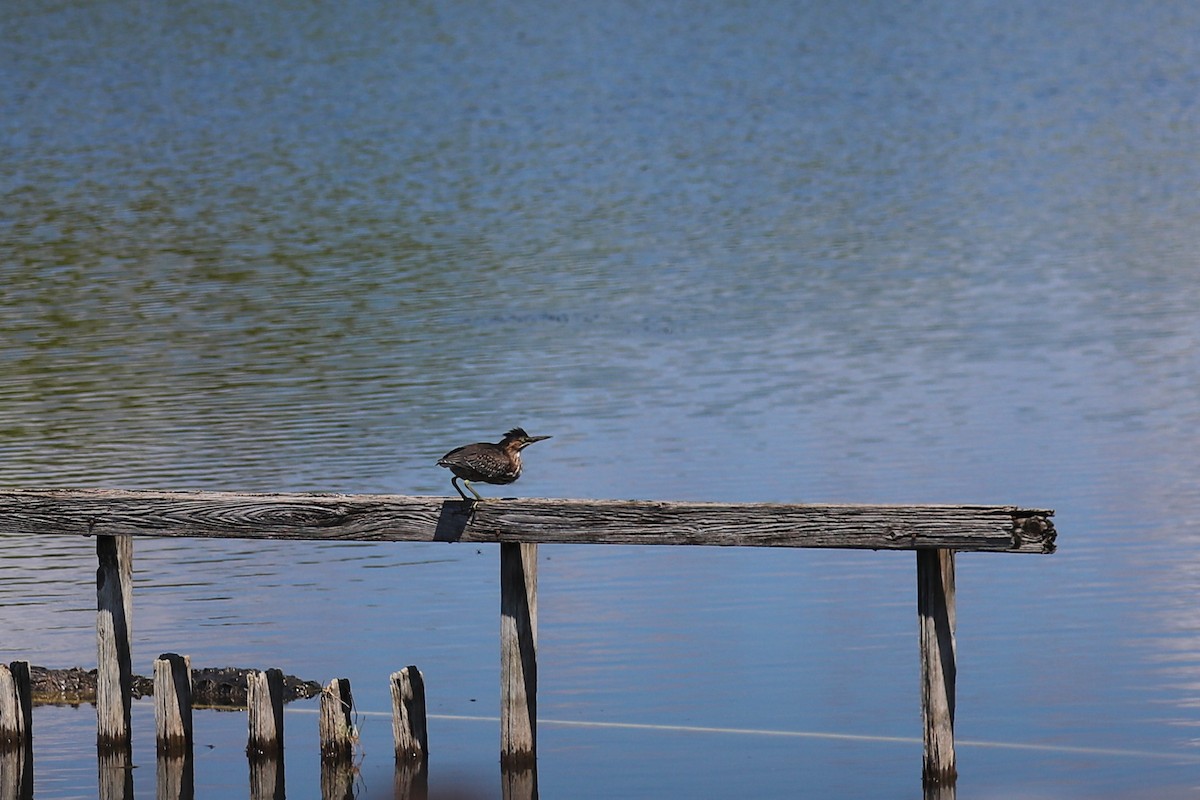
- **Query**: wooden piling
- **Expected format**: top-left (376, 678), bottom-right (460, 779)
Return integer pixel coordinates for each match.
top-left (917, 548), bottom-right (957, 785)
top-left (246, 668), bottom-right (286, 758)
top-left (319, 678), bottom-right (356, 800)
top-left (500, 542), bottom-right (537, 767)
top-left (319, 677), bottom-right (356, 762)
top-left (0, 661), bottom-right (32, 749)
top-left (0, 662), bottom-right (33, 800)
top-left (96, 534), bottom-right (133, 751)
top-left (390, 666), bottom-right (427, 761)
top-left (154, 653), bottom-right (193, 756)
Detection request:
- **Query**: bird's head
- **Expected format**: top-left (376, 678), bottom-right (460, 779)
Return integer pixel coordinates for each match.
top-left (502, 427), bottom-right (552, 450)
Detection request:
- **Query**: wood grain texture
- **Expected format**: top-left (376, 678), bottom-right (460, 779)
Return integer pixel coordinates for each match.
top-left (0, 490), bottom-right (1056, 553)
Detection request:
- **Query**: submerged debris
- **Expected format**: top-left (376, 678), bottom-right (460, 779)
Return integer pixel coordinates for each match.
top-left (29, 665), bottom-right (321, 708)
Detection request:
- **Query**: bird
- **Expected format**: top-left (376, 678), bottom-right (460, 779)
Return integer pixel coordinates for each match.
top-left (437, 427), bottom-right (551, 501)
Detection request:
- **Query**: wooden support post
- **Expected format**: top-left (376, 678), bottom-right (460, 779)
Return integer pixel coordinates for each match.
top-left (917, 548), bottom-right (957, 786)
top-left (500, 542), bottom-right (537, 767)
top-left (96, 534), bottom-right (133, 752)
top-left (0, 661), bottom-right (33, 800)
top-left (319, 678), bottom-right (356, 762)
top-left (390, 667), bottom-right (427, 761)
top-left (0, 661), bottom-right (32, 749)
top-left (246, 668), bottom-right (286, 758)
top-left (154, 653), bottom-right (193, 756)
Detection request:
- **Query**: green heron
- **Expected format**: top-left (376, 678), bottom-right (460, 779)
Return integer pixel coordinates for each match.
top-left (438, 427), bottom-right (551, 501)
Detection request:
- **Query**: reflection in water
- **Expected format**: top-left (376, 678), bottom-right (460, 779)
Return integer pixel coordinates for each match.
top-left (0, 746), bottom-right (33, 800)
top-left (155, 752), bottom-right (194, 800)
top-left (97, 747), bottom-right (133, 800)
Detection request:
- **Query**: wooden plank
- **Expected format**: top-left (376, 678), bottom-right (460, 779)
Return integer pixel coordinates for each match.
top-left (390, 667), bottom-right (427, 762)
top-left (917, 549), bottom-right (957, 785)
top-left (500, 542), bottom-right (537, 767)
top-left (0, 489), bottom-right (1056, 553)
top-left (154, 653), bottom-right (193, 756)
top-left (96, 534), bottom-right (133, 751)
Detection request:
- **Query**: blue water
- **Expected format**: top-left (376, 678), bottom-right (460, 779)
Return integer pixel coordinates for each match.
top-left (2, 0), bottom-right (1200, 797)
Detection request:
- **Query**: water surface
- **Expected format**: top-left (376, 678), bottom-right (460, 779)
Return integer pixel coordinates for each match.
top-left (2, 1), bottom-right (1200, 797)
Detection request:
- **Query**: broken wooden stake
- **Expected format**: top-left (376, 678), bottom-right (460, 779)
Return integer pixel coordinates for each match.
top-left (319, 677), bottom-right (356, 762)
top-left (154, 653), bottom-right (193, 757)
top-left (390, 666), bottom-right (427, 761)
top-left (246, 668), bottom-right (286, 758)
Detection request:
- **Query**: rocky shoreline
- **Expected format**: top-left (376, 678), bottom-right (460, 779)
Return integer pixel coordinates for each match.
top-left (29, 665), bottom-right (322, 709)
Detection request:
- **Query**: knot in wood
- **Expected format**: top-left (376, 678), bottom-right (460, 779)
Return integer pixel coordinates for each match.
top-left (250, 504), bottom-right (350, 528)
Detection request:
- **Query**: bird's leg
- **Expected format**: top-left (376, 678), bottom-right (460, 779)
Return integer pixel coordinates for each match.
top-left (464, 479), bottom-right (484, 501)
top-left (451, 477), bottom-right (472, 502)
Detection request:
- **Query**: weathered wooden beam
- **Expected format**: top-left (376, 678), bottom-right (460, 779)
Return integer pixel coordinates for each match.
top-left (501, 542), bottom-right (537, 768)
top-left (917, 548), bottom-right (957, 786)
top-left (154, 653), bottom-right (193, 756)
top-left (0, 490), bottom-right (1056, 553)
top-left (390, 667), bottom-right (427, 762)
top-left (96, 534), bottom-right (133, 752)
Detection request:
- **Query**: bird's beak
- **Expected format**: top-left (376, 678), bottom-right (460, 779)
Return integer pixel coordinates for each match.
top-left (527, 435), bottom-right (552, 443)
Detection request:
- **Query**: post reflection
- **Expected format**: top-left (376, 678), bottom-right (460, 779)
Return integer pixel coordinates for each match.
top-left (924, 780), bottom-right (956, 800)
top-left (97, 745), bottom-right (134, 800)
top-left (0, 745), bottom-right (33, 800)
top-left (501, 762), bottom-right (537, 800)
top-left (157, 752), bottom-right (195, 800)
